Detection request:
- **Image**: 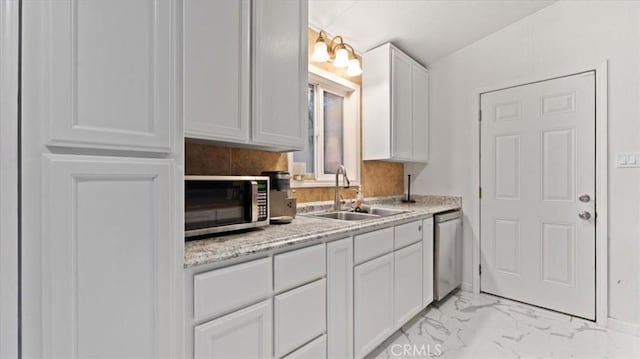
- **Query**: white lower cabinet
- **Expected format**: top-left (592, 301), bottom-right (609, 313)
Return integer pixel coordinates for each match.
top-left (275, 279), bottom-right (326, 358)
top-left (423, 218), bottom-right (435, 306)
top-left (194, 300), bottom-right (272, 359)
top-left (394, 242), bottom-right (423, 326)
top-left (354, 253), bottom-right (395, 358)
top-left (283, 334), bottom-right (327, 359)
top-left (326, 238), bottom-right (353, 359)
top-left (42, 155), bottom-right (179, 358)
top-left (187, 215), bottom-right (440, 359)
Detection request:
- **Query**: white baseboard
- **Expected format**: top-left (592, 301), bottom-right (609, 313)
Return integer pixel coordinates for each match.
top-left (607, 318), bottom-right (640, 337)
top-left (461, 282), bottom-right (473, 292)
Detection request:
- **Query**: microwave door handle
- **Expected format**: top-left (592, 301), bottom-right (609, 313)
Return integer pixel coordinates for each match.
top-left (251, 181), bottom-right (258, 222)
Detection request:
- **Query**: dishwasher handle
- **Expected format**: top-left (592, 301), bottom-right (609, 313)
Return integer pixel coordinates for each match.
top-left (435, 210), bottom-right (461, 223)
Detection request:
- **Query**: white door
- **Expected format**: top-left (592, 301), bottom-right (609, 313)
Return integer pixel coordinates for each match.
top-left (194, 300), bottom-right (272, 359)
top-left (354, 253), bottom-right (394, 358)
top-left (480, 72), bottom-right (596, 320)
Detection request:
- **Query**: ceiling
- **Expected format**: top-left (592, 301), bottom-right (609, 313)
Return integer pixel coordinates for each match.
top-left (309, 0), bottom-right (556, 66)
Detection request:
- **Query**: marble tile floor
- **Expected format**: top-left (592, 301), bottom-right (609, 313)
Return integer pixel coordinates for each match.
top-left (369, 290), bottom-right (640, 359)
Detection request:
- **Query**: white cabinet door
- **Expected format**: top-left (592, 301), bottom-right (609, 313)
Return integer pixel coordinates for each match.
top-left (422, 218), bottom-right (435, 307)
top-left (394, 242), bottom-right (423, 326)
top-left (252, 0), bottom-right (307, 150)
top-left (326, 237), bottom-right (353, 359)
top-left (390, 49), bottom-right (413, 161)
top-left (27, 0), bottom-right (173, 152)
top-left (274, 279), bottom-right (326, 358)
top-left (194, 300), bottom-right (272, 359)
top-left (354, 253), bottom-right (394, 358)
top-left (184, 0), bottom-right (250, 144)
top-left (41, 155), bottom-right (178, 358)
top-left (412, 65), bottom-right (429, 162)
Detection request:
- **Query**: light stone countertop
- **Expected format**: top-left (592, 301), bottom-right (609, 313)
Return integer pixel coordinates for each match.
top-left (184, 195), bottom-right (462, 268)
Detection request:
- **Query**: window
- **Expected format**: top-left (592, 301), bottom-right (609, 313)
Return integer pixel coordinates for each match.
top-left (289, 66), bottom-right (360, 187)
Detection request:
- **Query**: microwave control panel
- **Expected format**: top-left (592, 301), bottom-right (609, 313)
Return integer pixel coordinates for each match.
top-left (257, 181), bottom-right (269, 221)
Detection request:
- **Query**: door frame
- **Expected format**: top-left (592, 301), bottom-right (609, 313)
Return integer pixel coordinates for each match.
top-left (471, 61), bottom-right (609, 326)
top-left (0, 0), bottom-right (20, 357)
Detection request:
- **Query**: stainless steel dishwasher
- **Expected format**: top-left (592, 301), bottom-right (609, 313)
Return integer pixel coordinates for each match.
top-left (434, 210), bottom-right (462, 300)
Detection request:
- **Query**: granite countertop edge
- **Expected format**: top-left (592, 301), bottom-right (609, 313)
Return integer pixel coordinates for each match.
top-left (184, 195), bottom-right (462, 268)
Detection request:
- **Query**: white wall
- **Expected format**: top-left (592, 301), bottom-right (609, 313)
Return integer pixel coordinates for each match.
top-left (407, 0), bottom-right (640, 325)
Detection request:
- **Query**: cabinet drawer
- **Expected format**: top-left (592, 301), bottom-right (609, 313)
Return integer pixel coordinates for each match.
top-left (283, 334), bottom-right (327, 359)
top-left (275, 279), bottom-right (327, 358)
top-left (194, 257), bottom-right (272, 322)
top-left (354, 227), bottom-right (394, 264)
top-left (274, 244), bottom-right (325, 292)
top-left (394, 220), bottom-right (423, 249)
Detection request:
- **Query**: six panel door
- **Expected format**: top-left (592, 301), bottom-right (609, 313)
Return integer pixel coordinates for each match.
top-left (480, 72), bottom-right (596, 320)
top-left (42, 155), bottom-right (177, 357)
top-left (39, 0), bottom-right (174, 152)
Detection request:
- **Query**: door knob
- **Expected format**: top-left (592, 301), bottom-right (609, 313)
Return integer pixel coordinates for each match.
top-left (579, 194), bottom-right (591, 203)
top-left (578, 211), bottom-right (592, 220)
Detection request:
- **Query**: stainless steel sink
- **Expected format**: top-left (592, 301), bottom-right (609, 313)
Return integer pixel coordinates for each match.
top-left (309, 211), bottom-right (380, 221)
top-left (367, 208), bottom-right (409, 217)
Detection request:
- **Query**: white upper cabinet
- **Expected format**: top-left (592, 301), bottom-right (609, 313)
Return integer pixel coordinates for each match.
top-left (251, 0), bottom-right (308, 150)
top-left (184, 0), bottom-right (250, 143)
top-left (391, 50), bottom-right (413, 161)
top-left (184, 0), bottom-right (308, 151)
top-left (40, 0), bottom-right (174, 152)
top-left (363, 43), bottom-right (429, 163)
top-left (412, 63), bottom-right (429, 162)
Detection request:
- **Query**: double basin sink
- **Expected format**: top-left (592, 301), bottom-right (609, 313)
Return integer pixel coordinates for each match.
top-left (307, 207), bottom-right (408, 221)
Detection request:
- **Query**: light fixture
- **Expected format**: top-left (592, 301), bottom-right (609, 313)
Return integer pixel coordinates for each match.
top-left (346, 58), bottom-right (362, 76)
top-left (311, 30), bottom-right (362, 76)
top-left (311, 39), bottom-right (330, 62)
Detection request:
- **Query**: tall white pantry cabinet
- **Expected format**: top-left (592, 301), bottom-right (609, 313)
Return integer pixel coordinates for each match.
top-left (21, 0), bottom-right (184, 357)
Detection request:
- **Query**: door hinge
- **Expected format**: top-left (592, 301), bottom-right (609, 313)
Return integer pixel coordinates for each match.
top-left (479, 187), bottom-right (482, 199)
top-left (479, 264), bottom-right (482, 276)
top-left (478, 109), bottom-right (482, 122)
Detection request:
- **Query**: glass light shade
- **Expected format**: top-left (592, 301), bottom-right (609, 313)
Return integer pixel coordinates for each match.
top-left (333, 48), bottom-right (350, 68)
top-left (346, 58), bottom-right (362, 76)
top-left (311, 41), bottom-right (330, 62)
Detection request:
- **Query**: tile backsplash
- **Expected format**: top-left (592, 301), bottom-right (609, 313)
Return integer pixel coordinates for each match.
top-left (185, 141), bottom-right (404, 203)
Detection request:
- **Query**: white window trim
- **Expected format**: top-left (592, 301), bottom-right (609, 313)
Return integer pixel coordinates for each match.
top-left (288, 65), bottom-right (361, 188)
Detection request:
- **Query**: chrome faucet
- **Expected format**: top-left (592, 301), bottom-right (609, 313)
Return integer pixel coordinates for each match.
top-left (334, 165), bottom-right (350, 211)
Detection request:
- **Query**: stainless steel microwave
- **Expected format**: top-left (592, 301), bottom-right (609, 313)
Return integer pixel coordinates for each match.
top-left (185, 176), bottom-right (269, 238)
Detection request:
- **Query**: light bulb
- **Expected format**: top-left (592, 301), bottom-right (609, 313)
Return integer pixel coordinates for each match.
top-left (311, 41), bottom-right (330, 62)
top-left (346, 58), bottom-right (362, 76)
top-left (333, 48), bottom-right (349, 68)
